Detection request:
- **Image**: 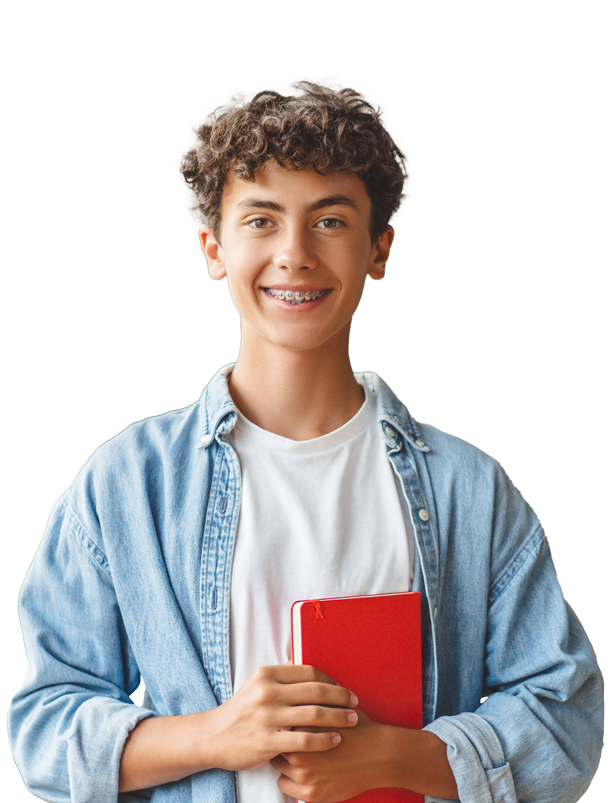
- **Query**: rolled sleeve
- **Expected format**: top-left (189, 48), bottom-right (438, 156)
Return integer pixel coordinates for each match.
top-left (424, 713), bottom-right (515, 803)
top-left (9, 495), bottom-right (155, 803)
top-left (422, 533), bottom-right (603, 803)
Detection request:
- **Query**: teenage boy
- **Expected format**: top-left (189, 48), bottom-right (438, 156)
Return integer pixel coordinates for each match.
top-left (10, 83), bottom-right (603, 803)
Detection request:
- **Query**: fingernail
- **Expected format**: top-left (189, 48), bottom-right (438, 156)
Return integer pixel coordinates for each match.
top-left (348, 711), bottom-right (358, 724)
top-left (332, 733), bottom-right (341, 744)
top-left (350, 693), bottom-right (359, 707)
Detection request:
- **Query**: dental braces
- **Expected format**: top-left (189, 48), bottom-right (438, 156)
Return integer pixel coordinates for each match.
top-left (267, 289), bottom-right (328, 304)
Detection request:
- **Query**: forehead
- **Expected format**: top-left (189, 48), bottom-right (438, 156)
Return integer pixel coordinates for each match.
top-left (220, 160), bottom-right (371, 215)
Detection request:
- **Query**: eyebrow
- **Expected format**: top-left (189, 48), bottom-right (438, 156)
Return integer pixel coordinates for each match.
top-left (236, 195), bottom-right (358, 213)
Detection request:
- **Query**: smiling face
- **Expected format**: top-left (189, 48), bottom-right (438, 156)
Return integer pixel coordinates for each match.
top-left (200, 160), bottom-right (394, 360)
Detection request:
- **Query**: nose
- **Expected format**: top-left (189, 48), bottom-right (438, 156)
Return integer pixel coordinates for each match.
top-left (272, 224), bottom-right (318, 272)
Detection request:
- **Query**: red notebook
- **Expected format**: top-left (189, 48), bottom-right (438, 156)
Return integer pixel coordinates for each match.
top-left (291, 591), bottom-right (423, 803)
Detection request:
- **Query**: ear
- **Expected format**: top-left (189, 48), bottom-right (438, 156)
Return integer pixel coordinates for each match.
top-left (198, 225), bottom-right (226, 280)
top-left (367, 226), bottom-right (395, 281)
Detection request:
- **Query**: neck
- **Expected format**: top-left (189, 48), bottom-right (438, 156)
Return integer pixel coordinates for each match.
top-left (228, 325), bottom-right (365, 441)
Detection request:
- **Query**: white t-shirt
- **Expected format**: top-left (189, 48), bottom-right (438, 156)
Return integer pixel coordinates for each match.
top-left (226, 378), bottom-right (414, 803)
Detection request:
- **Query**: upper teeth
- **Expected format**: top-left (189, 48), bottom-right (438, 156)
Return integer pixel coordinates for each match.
top-left (268, 289), bottom-right (326, 303)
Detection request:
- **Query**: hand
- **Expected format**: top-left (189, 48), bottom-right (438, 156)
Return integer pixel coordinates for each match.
top-left (271, 708), bottom-right (391, 803)
top-left (204, 664), bottom-right (359, 773)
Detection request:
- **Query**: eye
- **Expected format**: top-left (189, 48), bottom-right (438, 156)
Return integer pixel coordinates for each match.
top-left (248, 218), bottom-right (272, 229)
top-left (316, 218), bottom-right (344, 230)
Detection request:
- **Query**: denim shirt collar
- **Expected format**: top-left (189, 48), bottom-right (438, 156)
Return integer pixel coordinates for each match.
top-left (359, 371), bottom-right (431, 453)
top-left (197, 362), bottom-right (431, 453)
top-left (198, 364), bottom-right (238, 448)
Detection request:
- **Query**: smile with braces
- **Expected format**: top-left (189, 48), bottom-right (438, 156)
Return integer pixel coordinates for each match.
top-left (266, 288), bottom-right (329, 304)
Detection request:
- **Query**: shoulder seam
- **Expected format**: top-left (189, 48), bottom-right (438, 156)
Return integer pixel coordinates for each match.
top-left (63, 500), bottom-right (112, 580)
top-left (489, 524), bottom-right (545, 605)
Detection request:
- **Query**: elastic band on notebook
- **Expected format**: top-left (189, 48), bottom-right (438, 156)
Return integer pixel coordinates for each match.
top-left (311, 599), bottom-right (324, 619)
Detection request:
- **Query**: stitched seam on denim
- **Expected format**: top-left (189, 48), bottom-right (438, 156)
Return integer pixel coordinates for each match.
top-left (489, 525), bottom-right (544, 605)
top-left (201, 390), bottom-right (210, 443)
top-left (408, 414), bottom-right (423, 442)
top-left (221, 441), bottom-right (240, 701)
top-left (64, 501), bottom-right (112, 579)
top-left (200, 451), bottom-right (217, 677)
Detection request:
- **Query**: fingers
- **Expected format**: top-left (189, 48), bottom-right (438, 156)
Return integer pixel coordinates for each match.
top-left (272, 751), bottom-right (334, 802)
top-left (276, 773), bottom-right (308, 803)
top-left (257, 664), bottom-right (358, 709)
top-left (280, 666), bottom-right (358, 707)
top-left (270, 753), bottom-right (290, 773)
top-left (279, 704), bottom-right (358, 731)
top-left (284, 680), bottom-right (358, 710)
top-left (274, 728), bottom-right (342, 755)
top-left (272, 664), bottom-right (338, 686)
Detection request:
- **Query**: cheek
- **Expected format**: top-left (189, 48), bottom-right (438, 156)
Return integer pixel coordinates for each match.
top-left (338, 253), bottom-right (370, 288)
top-left (334, 238), bottom-right (370, 269)
top-left (223, 256), bottom-right (255, 287)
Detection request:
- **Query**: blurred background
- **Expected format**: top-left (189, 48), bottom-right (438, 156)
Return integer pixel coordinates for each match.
top-left (6, 72), bottom-right (606, 803)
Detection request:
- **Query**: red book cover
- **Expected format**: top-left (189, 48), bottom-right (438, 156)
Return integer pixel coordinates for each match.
top-left (291, 591), bottom-right (423, 803)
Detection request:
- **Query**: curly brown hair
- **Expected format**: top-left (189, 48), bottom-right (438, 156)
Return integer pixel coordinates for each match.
top-left (180, 81), bottom-right (407, 243)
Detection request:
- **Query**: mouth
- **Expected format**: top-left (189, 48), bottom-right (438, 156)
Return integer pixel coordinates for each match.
top-left (263, 288), bottom-right (332, 305)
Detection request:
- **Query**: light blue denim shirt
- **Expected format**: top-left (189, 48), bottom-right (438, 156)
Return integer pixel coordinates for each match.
top-left (9, 364), bottom-right (603, 803)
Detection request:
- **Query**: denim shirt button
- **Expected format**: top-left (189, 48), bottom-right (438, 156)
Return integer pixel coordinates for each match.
top-left (385, 426), bottom-right (395, 437)
top-left (415, 440), bottom-right (425, 447)
top-left (419, 508), bottom-right (429, 522)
